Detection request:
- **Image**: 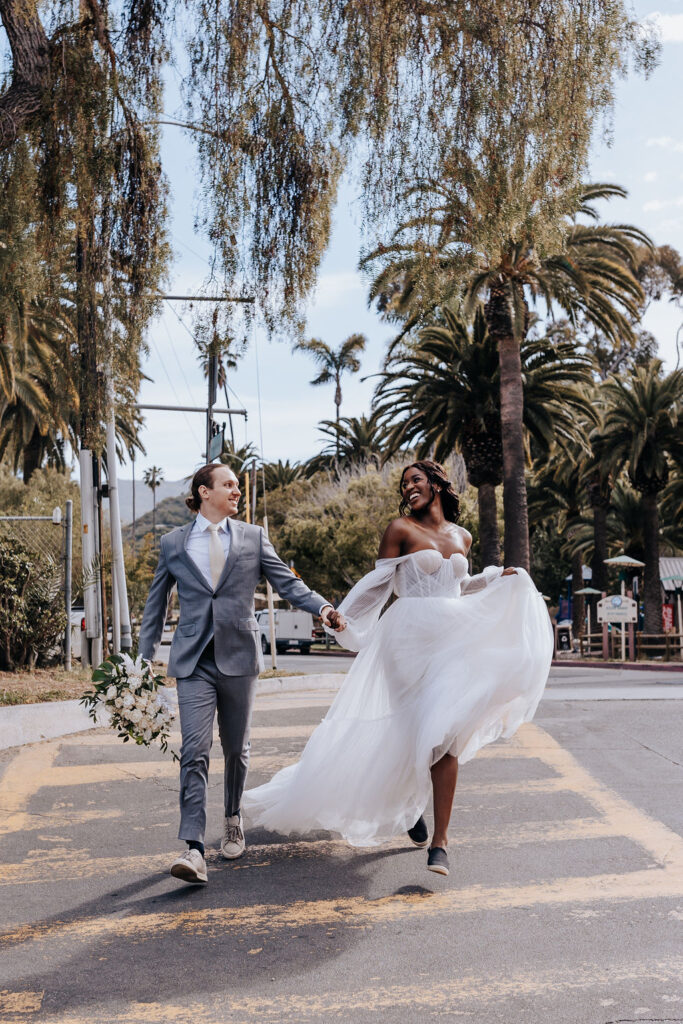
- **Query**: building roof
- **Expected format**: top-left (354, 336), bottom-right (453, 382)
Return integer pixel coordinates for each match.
top-left (660, 557), bottom-right (683, 592)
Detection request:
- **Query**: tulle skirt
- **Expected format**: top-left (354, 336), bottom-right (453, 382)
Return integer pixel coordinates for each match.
top-left (243, 570), bottom-right (553, 846)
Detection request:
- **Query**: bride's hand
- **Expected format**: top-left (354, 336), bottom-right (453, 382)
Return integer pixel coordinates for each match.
top-left (322, 607), bottom-right (347, 631)
top-left (502, 567), bottom-right (518, 576)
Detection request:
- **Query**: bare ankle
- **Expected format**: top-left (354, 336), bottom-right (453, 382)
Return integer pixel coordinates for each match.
top-left (431, 835), bottom-right (448, 849)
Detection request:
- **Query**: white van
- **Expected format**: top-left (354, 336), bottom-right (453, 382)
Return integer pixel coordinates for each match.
top-left (256, 608), bottom-right (314, 655)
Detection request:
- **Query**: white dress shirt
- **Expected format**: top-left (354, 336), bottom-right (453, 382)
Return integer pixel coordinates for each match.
top-left (186, 512), bottom-right (231, 588)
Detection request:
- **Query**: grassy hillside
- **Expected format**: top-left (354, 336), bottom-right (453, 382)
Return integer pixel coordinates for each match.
top-left (123, 494), bottom-right (193, 543)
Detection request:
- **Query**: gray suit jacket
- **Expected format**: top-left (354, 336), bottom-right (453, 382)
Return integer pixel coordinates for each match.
top-left (138, 518), bottom-right (327, 678)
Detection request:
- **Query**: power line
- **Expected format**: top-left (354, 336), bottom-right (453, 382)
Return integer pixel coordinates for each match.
top-left (147, 333), bottom-right (202, 449)
top-left (162, 298), bottom-right (249, 414)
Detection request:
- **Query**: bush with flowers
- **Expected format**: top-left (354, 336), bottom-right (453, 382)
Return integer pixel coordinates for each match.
top-left (80, 653), bottom-right (177, 756)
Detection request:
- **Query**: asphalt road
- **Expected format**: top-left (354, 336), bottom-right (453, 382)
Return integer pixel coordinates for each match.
top-left (1, 678), bottom-right (682, 1023)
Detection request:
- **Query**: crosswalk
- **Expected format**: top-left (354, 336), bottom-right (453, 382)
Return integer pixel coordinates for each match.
top-left (0, 690), bottom-right (682, 1023)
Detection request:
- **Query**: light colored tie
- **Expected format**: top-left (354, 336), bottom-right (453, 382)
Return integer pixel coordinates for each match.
top-left (207, 523), bottom-right (226, 589)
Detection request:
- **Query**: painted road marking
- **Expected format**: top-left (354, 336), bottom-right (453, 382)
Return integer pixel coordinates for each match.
top-left (20, 958), bottom-right (683, 1024)
top-left (1, 719), bottom-right (682, 966)
top-left (0, 817), bottom-right (620, 886)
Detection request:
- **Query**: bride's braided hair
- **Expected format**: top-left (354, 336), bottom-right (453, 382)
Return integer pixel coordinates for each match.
top-left (399, 460), bottom-right (461, 524)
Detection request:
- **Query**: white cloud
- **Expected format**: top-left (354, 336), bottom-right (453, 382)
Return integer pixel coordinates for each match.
top-left (309, 270), bottom-right (366, 311)
top-left (643, 171), bottom-right (658, 182)
top-left (643, 12), bottom-right (683, 43)
top-left (643, 195), bottom-right (683, 212)
top-left (646, 136), bottom-right (683, 152)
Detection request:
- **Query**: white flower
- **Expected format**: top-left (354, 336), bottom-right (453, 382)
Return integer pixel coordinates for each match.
top-left (105, 684), bottom-right (117, 701)
top-left (128, 708), bottom-right (142, 724)
top-left (122, 692), bottom-right (135, 709)
top-left (142, 729), bottom-right (152, 742)
top-left (128, 674), bottom-right (143, 692)
top-left (114, 696), bottom-right (124, 708)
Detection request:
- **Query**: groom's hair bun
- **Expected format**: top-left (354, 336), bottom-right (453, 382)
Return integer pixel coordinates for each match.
top-left (186, 464), bottom-right (220, 512)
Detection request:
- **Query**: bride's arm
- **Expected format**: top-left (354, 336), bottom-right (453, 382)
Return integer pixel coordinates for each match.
top-left (323, 559), bottom-right (398, 652)
top-left (461, 565), bottom-right (511, 594)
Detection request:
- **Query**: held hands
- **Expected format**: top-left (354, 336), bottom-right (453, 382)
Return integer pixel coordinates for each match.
top-left (321, 606), bottom-right (347, 632)
top-left (501, 567), bottom-right (518, 576)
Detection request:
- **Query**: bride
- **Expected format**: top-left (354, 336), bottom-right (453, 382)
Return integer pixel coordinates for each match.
top-left (243, 459), bottom-right (553, 875)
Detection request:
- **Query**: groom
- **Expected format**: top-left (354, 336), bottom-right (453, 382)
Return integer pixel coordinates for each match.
top-left (138, 462), bottom-right (344, 884)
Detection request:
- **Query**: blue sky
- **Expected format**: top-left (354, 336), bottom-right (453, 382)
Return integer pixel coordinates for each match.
top-left (4, 5), bottom-right (681, 481)
top-left (136, 2), bottom-right (683, 481)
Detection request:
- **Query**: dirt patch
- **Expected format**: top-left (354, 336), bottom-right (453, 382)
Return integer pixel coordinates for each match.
top-left (0, 666), bottom-right (94, 705)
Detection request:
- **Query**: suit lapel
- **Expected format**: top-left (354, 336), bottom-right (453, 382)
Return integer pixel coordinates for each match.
top-left (179, 521), bottom-right (212, 592)
top-left (216, 517), bottom-right (243, 590)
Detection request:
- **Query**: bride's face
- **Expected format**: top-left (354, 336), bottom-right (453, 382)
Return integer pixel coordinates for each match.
top-left (401, 467), bottom-right (437, 512)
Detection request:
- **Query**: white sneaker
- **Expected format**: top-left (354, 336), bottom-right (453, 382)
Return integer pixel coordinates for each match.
top-left (221, 812), bottom-right (246, 859)
top-left (170, 847), bottom-right (208, 884)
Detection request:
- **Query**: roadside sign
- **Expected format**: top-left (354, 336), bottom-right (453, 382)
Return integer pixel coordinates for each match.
top-left (662, 604), bottom-right (674, 632)
top-left (597, 594), bottom-right (638, 624)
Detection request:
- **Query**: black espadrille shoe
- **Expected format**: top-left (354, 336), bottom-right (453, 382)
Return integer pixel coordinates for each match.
top-left (427, 846), bottom-right (449, 876)
top-left (407, 814), bottom-right (429, 848)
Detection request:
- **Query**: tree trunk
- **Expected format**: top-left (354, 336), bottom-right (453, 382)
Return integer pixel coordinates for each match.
top-left (477, 482), bottom-right (500, 568)
top-left (152, 489), bottom-right (157, 543)
top-left (21, 427), bottom-right (44, 483)
top-left (588, 477), bottom-right (610, 593)
top-left (571, 548), bottom-right (585, 638)
top-left (0, 0), bottom-right (51, 150)
top-left (642, 491), bottom-right (662, 635)
top-left (497, 330), bottom-right (529, 570)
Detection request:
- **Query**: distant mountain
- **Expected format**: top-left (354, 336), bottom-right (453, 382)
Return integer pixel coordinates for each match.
top-left (116, 478), bottom-right (189, 525)
top-left (122, 493), bottom-right (193, 544)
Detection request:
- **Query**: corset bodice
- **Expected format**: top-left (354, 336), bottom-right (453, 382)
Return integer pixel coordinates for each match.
top-left (394, 550), bottom-right (468, 598)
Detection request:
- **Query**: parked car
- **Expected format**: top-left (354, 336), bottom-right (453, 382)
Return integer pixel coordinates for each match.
top-left (256, 608), bottom-right (314, 655)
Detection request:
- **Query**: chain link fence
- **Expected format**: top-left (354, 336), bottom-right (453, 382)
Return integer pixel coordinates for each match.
top-left (0, 507), bottom-right (74, 668)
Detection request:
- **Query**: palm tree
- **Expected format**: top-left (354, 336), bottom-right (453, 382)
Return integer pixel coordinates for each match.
top-left (364, 181), bottom-right (649, 570)
top-left (600, 361), bottom-right (683, 633)
top-left (143, 466), bottom-right (165, 542)
top-left (308, 410), bottom-right (392, 476)
top-left (528, 452), bottom-right (588, 637)
top-left (262, 459), bottom-right (305, 490)
top-left (373, 304), bottom-right (596, 567)
top-left (0, 299), bottom-right (78, 481)
top-left (293, 334), bottom-right (367, 458)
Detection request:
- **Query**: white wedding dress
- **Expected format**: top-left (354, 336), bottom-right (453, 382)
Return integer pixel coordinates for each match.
top-left (243, 551), bottom-right (553, 846)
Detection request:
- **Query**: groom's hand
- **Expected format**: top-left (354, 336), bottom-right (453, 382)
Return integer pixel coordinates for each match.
top-left (502, 567), bottom-right (518, 576)
top-left (321, 606), bottom-right (346, 631)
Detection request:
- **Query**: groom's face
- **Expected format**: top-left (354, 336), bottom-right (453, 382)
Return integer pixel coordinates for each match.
top-left (200, 466), bottom-right (241, 520)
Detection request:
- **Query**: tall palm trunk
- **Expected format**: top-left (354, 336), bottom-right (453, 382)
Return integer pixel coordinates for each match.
top-left (641, 491), bottom-right (662, 634)
top-left (486, 286), bottom-right (530, 570)
top-left (21, 427), bottom-right (43, 483)
top-left (477, 482), bottom-right (500, 567)
top-left (152, 488), bottom-right (157, 543)
top-left (334, 377), bottom-right (342, 460)
top-left (588, 478), bottom-right (610, 592)
top-left (571, 548), bottom-right (585, 638)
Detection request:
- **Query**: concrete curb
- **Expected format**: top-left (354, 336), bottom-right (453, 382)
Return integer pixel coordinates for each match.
top-left (0, 673), bottom-right (346, 751)
top-left (552, 659), bottom-right (682, 672)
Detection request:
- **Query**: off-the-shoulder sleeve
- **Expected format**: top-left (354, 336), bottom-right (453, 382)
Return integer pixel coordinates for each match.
top-left (324, 559), bottom-right (398, 652)
top-left (461, 565), bottom-right (505, 595)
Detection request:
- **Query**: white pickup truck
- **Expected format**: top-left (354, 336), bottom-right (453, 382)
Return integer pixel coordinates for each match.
top-left (256, 608), bottom-right (314, 655)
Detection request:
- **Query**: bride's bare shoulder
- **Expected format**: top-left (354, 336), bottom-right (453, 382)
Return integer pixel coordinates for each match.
top-left (378, 517), bottom-right (411, 558)
top-left (456, 524), bottom-right (472, 552)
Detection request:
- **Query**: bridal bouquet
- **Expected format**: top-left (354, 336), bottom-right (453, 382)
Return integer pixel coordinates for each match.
top-left (80, 653), bottom-right (176, 755)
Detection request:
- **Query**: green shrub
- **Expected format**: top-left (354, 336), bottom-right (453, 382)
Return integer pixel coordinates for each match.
top-left (0, 538), bottom-right (66, 670)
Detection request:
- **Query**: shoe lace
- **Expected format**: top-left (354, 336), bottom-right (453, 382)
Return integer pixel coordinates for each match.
top-left (225, 821), bottom-right (243, 843)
